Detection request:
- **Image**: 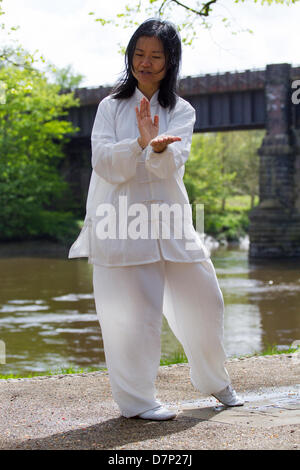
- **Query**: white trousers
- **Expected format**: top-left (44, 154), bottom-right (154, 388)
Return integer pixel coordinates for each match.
top-left (92, 258), bottom-right (230, 418)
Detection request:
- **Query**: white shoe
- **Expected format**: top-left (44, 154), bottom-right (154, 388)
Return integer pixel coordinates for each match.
top-left (137, 405), bottom-right (177, 421)
top-left (212, 384), bottom-right (244, 407)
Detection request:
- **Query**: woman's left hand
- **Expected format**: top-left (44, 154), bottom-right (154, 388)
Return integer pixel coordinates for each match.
top-left (150, 135), bottom-right (181, 153)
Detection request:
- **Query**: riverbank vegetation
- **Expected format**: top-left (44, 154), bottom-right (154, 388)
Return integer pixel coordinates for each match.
top-left (0, 52), bottom-right (84, 245)
top-left (0, 7), bottom-right (84, 246)
top-left (184, 130), bottom-right (263, 243)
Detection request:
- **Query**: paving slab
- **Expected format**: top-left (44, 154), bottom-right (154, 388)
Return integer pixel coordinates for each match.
top-left (180, 385), bottom-right (300, 428)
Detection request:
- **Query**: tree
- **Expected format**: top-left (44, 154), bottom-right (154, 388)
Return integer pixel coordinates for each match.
top-left (184, 130), bottom-right (262, 239)
top-left (185, 130), bottom-right (262, 209)
top-left (223, 129), bottom-right (263, 208)
top-left (88, 0), bottom-right (299, 50)
top-left (184, 132), bottom-right (236, 212)
top-left (0, 0), bottom-right (39, 68)
top-left (0, 0), bottom-right (85, 242)
top-left (0, 58), bottom-right (80, 241)
top-left (46, 63), bottom-right (85, 92)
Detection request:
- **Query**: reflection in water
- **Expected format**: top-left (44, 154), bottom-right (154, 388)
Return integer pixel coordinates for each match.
top-left (0, 257), bottom-right (100, 375)
top-left (215, 249), bottom-right (300, 356)
top-left (0, 248), bottom-right (299, 375)
top-left (223, 303), bottom-right (262, 357)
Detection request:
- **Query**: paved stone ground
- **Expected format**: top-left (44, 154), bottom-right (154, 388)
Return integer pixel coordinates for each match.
top-left (0, 354), bottom-right (299, 450)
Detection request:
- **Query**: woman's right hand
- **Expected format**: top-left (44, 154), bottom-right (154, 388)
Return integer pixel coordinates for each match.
top-left (135, 97), bottom-right (159, 149)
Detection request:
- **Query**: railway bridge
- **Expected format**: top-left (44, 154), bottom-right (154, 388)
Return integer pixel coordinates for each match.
top-left (63, 63), bottom-right (300, 259)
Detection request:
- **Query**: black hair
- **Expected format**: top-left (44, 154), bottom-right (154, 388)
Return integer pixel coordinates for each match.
top-left (110, 18), bottom-right (182, 110)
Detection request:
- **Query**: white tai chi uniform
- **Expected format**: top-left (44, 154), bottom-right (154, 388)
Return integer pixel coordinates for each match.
top-left (68, 86), bottom-right (231, 417)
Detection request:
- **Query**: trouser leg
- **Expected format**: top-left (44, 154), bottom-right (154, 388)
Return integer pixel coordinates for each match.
top-left (163, 258), bottom-right (230, 395)
top-left (92, 261), bottom-right (165, 418)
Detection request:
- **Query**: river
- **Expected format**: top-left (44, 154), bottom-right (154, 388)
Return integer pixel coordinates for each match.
top-left (0, 238), bottom-right (299, 375)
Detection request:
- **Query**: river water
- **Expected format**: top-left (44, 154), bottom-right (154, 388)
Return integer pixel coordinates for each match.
top-left (0, 239), bottom-right (299, 375)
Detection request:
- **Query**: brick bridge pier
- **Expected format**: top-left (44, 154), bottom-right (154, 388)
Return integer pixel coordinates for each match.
top-left (247, 64), bottom-right (300, 258)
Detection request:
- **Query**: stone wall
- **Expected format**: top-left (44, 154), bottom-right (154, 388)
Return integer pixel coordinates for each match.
top-left (248, 64), bottom-right (300, 258)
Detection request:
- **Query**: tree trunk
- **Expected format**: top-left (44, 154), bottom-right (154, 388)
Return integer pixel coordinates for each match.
top-left (221, 197), bottom-right (226, 211)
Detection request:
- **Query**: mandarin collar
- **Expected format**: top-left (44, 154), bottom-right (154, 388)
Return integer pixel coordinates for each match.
top-left (134, 86), bottom-right (159, 106)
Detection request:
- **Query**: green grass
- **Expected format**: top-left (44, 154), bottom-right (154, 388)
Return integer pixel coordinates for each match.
top-left (1, 344), bottom-right (299, 380)
top-left (248, 343), bottom-right (300, 357)
top-left (227, 343), bottom-right (300, 361)
top-left (225, 195), bottom-right (259, 212)
top-left (0, 365), bottom-right (105, 380)
top-left (160, 350), bottom-right (188, 366)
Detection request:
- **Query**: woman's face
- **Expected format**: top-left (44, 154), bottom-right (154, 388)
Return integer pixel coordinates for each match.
top-left (132, 36), bottom-right (167, 90)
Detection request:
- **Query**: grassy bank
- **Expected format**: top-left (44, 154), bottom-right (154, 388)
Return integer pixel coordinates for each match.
top-left (0, 344), bottom-right (299, 380)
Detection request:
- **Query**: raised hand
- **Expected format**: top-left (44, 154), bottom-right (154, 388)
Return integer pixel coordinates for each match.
top-left (135, 97), bottom-right (159, 149)
top-left (150, 135), bottom-right (181, 154)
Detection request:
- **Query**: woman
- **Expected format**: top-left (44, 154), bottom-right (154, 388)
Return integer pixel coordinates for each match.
top-left (68, 18), bottom-right (244, 420)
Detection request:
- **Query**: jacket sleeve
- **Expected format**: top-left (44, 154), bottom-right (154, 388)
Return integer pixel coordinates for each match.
top-left (91, 97), bottom-right (143, 184)
top-left (144, 99), bottom-right (196, 179)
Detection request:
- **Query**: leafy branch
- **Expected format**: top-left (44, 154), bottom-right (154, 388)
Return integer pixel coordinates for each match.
top-left (88, 0), bottom-right (299, 49)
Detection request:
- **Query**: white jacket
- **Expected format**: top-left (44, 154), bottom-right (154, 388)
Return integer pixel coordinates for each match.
top-left (68, 86), bottom-right (210, 266)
